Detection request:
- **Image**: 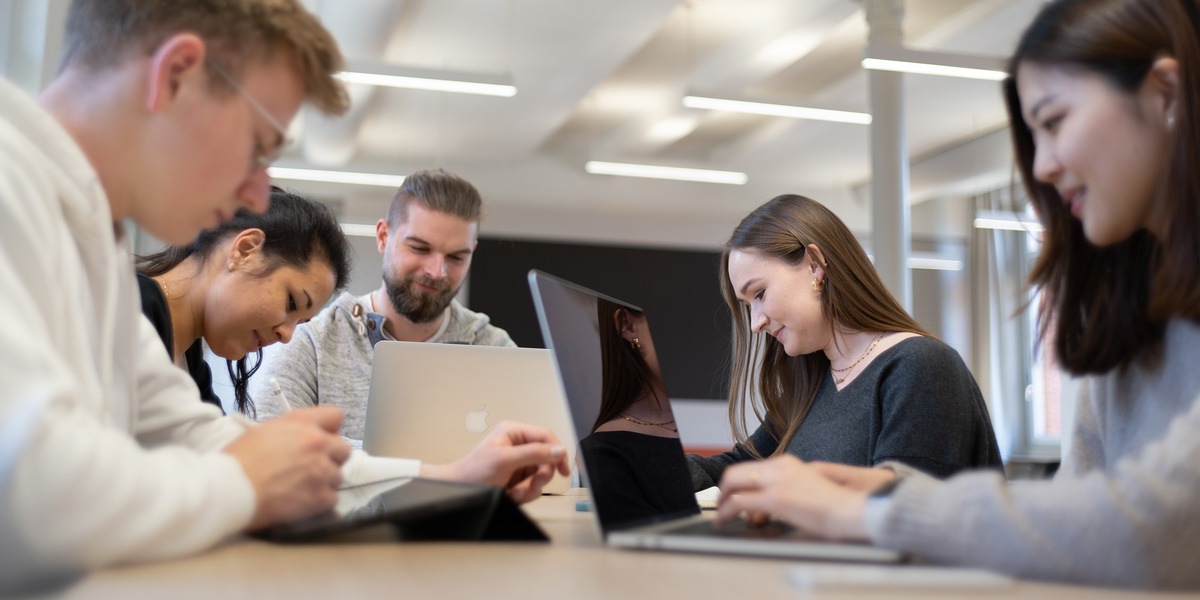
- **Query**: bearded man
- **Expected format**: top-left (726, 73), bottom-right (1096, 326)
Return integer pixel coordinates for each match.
top-left (254, 169), bottom-right (514, 444)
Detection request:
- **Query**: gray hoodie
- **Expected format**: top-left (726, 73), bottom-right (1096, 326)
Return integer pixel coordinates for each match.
top-left (253, 291), bottom-right (514, 443)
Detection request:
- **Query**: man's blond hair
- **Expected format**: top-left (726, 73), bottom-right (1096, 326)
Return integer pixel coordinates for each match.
top-left (60, 0), bottom-right (348, 115)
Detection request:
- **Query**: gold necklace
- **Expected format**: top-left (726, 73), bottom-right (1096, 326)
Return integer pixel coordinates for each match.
top-left (621, 414), bottom-right (677, 432)
top-left (831, 333), bottom-right (885, 384)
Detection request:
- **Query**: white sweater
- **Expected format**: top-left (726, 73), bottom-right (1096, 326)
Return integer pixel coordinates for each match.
top-left (0, 78), bottom-right (264, 589)
top-left (0, 79), bottom-right (426, 593)
top-left (0, 79), bottom-right (424, 591)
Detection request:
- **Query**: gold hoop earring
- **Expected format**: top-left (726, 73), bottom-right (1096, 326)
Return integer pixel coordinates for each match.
top-left (630, 337), bottom-right (642, 351)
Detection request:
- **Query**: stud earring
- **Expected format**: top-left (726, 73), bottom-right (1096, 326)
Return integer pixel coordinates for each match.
top-left (1168, 114), bottom-right (1177, 129)
top-left (811, 277), bottom-right (824, 292)
top-left (227, 262), bottom-right (235, 272)
top-left (630, 337), bottom-right (642, 351)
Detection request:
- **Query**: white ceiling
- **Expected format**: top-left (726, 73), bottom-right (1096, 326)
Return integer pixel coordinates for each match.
top-left (288, 0), bottom-right (1046, 248)
top-left (6, 0), bottom-right (1047, 249)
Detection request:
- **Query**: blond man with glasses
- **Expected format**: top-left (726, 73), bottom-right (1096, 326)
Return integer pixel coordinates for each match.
top-left (0, 1), bottom-right (566, 592)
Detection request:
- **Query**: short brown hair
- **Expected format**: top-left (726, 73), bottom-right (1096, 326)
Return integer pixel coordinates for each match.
top-left (386, 169), bottom-right (483, 226)
top-left (60, 0), bottom-right (348, 115)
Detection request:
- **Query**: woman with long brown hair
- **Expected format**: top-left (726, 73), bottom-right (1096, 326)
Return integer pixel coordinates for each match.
top-left (688, 194), bottom-right (1001, 490)
top-left (715, 0), bottom-right (1200, 588)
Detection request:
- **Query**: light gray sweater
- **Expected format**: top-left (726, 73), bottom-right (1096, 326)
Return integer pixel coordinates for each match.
top-left (252, 291), bottom-right (514, 443)
top-left (871, 319), bottom-right (1200, 589)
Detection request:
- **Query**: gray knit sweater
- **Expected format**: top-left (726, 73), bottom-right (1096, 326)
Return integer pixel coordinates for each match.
top-left (872, 319), bottom-right (1200, 589)
top-left (688, 337), bottom-right (1003, 489)
top-left (252, 291), bottom-right (514, 443)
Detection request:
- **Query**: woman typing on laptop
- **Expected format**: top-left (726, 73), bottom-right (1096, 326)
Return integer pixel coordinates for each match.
top-left (687, 194), bottom-right (1002, 491)
top-left (716, 0), bottom-right (1200, 589)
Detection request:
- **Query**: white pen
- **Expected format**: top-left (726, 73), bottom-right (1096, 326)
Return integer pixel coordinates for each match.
top-left (270, 377), bottom-right (295, 413)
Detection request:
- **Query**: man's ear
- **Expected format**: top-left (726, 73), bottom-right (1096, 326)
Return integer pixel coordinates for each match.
top-left (228, 228), bottom-right (266, 267)
top-left (145, 33), bottom-right (207, 111)
top-left (375, 219), bottom-right (389, 254)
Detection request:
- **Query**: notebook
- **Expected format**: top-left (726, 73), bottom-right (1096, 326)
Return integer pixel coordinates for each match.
top-left (362, 341), bottom-right (576, 494)
top-left (528, 270), bottom-right (903, 562)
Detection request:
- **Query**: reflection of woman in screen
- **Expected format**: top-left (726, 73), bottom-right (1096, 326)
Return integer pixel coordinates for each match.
top-left (578, 299), bottom-right (696, 526)
top-left (593, 300), bottom-right (671, 435)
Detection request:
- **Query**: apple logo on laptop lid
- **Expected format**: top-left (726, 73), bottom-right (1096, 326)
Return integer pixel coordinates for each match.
top-left (465, 405), bottom-right (489, 433)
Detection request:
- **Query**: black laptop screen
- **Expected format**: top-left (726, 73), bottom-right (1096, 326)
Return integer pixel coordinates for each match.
top-left (529, 270), bottom-right (701, 532)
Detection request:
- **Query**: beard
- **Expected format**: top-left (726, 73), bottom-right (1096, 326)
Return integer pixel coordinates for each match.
top-left (383, 270), bottom-right (458, 324)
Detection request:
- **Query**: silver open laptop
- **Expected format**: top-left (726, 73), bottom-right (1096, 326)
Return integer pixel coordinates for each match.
top-left (528, 270), bottom-right (902, 562)
top-left (362, 341), bottom-right (576, 494)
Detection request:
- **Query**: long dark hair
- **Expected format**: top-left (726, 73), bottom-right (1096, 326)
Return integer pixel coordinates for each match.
top-left (1005, 0), bottom-right (1200, 374)
top-left (594, 299), bottom-right (664, 433)
top-left (720, 194), bottom-right (930, 458)
top-left (137, 187), bottom-right (352, 415)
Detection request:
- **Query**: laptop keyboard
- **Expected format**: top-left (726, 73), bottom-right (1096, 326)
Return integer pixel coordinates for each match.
top-left (669, 517), bottom-right (798, 539)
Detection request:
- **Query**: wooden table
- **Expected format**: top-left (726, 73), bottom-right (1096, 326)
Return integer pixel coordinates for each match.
top-left (62, 490), bottom-right (1193, 599)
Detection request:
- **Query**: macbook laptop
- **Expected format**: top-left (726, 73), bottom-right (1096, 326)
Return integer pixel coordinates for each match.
top-left (528, 270), bottom-right (902, 562)
top-left (362, 341), bottom-right (576, 494)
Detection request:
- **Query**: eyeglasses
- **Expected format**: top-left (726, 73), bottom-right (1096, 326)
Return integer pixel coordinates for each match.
top-left (205, 59), bottom-right (292, 170)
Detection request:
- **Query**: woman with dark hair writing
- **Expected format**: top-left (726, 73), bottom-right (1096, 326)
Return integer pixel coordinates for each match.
top-left (137, 187), bottom-right (351, 415)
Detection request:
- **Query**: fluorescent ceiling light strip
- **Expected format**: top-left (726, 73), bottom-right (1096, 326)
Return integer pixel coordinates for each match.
top-left (974, 217), bottom-right (1041, 232)
top-left (683, 95), bottom-right (871, 125)
top-left (269, 167), bottom-right (406, 188)
top-left (907, 257), bottom-right (964, 271)
top-left (867, 253), bottom-right (965, 271)
top-left (861, 57), bottom-right (1007, 81)
top-left (585, 161), bottom-right (747, 185)
top-left (336, 72), bottom-right (516, 97)
top-left (340, 223), bottom-right (378, 238)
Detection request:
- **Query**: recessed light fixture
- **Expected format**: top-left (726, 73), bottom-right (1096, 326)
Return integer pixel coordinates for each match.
top-left (861, 46), bottom-right (1007, 81)
top-left (683, 95), bottom-right (871, 125)
top-left (337, 60), bottom-right (517, 97)
top-left (584, 161), bottom-right (748, 185)
top-left (269, 167), bottom-right (407, 188)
